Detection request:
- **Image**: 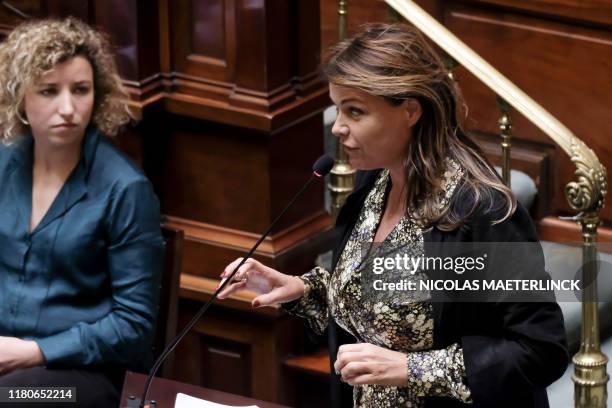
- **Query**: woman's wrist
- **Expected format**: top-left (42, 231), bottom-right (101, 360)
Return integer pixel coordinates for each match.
top-left (24, 340), bottom-right (45, 368)
top-left (291, 275), bottom-right (307, 300)
top-left (279, 276), bottom-right (307, 309)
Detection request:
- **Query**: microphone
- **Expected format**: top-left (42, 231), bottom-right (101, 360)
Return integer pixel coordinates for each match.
top-left (134, 155), bottom-right (334, 408)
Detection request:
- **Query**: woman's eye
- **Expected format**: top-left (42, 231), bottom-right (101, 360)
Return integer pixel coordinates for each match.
top-left (39, 88), bottom-right (56, 96)
top-left (73, 86), bottom-right (91, 95)
top-left (349, 107), bottom-right (363, 117)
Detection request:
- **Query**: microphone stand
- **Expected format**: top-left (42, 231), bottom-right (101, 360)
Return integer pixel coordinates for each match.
top-left (131, 157), bottom-right (331, 408)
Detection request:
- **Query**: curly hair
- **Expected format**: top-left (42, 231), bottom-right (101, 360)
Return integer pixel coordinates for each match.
top-left (0, 17), bottom-right (131, 143)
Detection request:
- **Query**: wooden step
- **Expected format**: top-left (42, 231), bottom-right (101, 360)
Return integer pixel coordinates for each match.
top-left (284, 348), bottom-right (331, 376)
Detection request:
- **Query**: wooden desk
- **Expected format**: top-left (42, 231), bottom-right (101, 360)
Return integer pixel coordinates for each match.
top-left (120, 372), bottom-right (290, 408)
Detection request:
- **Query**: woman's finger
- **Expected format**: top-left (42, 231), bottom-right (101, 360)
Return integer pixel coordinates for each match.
top-left (338, 343), bottom-right (365, 355)
top-left (251, 286), bottom-right (286, 307)
top-left (333, 351), bottom-right (362, 373)
top-left (345, 373), bottom-right (377, 386)
top-left (336, 344), bottom-right (365, 369)
top-left (226, 258), bottom-right (256, 282)
top-left (217, 280), bottom-right (247, 299)
top-left (222, 257), bottom-right (245, 277)
top-left (341, 361), bottom-right (371, 381)
top-left (236, 262), bottom-right (253, 277)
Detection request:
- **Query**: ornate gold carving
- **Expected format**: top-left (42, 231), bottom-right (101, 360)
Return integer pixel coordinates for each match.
top-left (565, 137), bottom-right (608, 215)
top-left (567, 135), bottom-right (608, 408)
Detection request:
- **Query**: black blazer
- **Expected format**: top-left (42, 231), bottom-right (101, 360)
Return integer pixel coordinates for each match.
top-left (327, 170), bottom-right (569, 408)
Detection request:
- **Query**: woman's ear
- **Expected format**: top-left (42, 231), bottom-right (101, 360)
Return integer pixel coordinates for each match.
top-left (404, 98), bottom-right (422, 127)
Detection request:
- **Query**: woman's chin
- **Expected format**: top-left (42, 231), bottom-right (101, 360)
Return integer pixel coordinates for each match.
top-left (347, 157), bottom-right (377, 171)
top-left (33, 130), bottom-right (85, 150)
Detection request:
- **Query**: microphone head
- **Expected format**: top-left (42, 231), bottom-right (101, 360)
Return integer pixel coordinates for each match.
top-left (312, 155), bottom-right (334, 178)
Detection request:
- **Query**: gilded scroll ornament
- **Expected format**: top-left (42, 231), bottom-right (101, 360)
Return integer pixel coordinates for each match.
top-left (565, 137), bottom-right (608, 215)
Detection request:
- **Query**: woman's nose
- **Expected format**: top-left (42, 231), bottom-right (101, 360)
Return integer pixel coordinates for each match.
top-left (331, 117), bottom-right (349, 139)
top-left (57, 91), bottom-right (75, 117)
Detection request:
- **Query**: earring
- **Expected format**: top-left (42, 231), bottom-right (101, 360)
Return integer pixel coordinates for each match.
top-left (17, 111), bottom-right (29, 125)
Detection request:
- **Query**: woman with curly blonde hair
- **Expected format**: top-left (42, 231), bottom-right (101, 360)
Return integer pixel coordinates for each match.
top-left (0, 18), bottom-right (163, 407)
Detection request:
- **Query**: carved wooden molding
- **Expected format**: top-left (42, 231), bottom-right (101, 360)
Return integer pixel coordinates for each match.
top-left (124, 74), bottom-right (329, 132)
top-left (179, 273), bottom-right (282, 318)
top-left (165, 210), bottom-right (332, 256)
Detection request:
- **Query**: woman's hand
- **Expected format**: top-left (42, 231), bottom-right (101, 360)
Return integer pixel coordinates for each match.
top-left (218, 258), bottom-right (305, 308)
top-left (334, 343), bottom-right (408, 386)
top-left (0, 336), bottom-right (45, 376)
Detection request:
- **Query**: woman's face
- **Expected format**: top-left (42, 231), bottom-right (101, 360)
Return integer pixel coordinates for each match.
top-left (24, 55), bottom-right (94, 149)
top-left (329, 83), bottom-right (421, 171)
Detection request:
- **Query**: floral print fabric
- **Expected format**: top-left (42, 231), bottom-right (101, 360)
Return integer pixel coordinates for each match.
top-left (285, 160), bottom-right (472, 407)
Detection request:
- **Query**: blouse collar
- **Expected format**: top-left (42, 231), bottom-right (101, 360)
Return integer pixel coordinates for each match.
top-left (8, 126), bottom-right (100, 236)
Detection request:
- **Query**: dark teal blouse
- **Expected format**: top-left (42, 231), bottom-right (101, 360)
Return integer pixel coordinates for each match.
top-left (0, 127), bottom-right (163, 370)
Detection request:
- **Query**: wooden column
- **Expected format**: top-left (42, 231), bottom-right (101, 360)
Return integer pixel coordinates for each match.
top-left (149, 0), bottom-right (332, 402)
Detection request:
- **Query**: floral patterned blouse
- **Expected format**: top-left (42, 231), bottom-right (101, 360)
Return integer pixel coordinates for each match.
top-left (285, 161), bottom-right (473, 407)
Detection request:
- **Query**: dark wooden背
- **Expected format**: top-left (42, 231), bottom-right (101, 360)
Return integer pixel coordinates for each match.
top-left (285, 348), bottom-right (331, 376)
top-left (459, 0), bottom-right (612, 27)
top-left (468, 131), bottom-right (555, 220)
top-left (121, 371), bottom-right (290, 408)
top-left (153, 225), bottom-right (184, 379)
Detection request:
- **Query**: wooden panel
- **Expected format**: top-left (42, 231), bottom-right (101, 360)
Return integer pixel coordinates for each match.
top-left (230, 0), bottom-right (265, 89)
top-left (94, 0), bottom-right (139, 79)
top-left (268, 116), bottom-right (326, 231)
top-left (460, 0), bottom-right (612, 27)
top-left (160, 114), bottom-right (324, 234)
top-left (320, 0), bottom-right (388, 58)
top-left (0, 1), bottom-right (42, 36)
top-left (94, 0), bottom-right (162, 83)
top-left (293, 0), bottom-right (321, 79)
top-left (469, 131), bottom-right (555, 219)
top-left (169, 0), bottom-right (236, 82)
top-left (152, 0), bottom-right (328, 129)
top-left (201, 337), bottom-right (251, 396)
top-left (44, 0), bottom-right (90, 19)
top-left (192, 0), bottom-right (225, 59)
top-left (444, 3), bottom-right (612, 219)
top-left (160, 119), bottom-right (269, 232)
top-left (319, 0), bottom-right (442, 60)
top-left (174, 299), bottom-right (301, 403)
top-left (174, 216), bottom-right (333, 281)
top-left (285, 348), bottom-right (330, 375)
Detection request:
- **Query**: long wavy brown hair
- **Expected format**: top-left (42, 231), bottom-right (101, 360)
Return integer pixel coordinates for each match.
top-left (0, 17), bottom-right (131, 143)
top-left (323, 23), bottom-right (516, 230)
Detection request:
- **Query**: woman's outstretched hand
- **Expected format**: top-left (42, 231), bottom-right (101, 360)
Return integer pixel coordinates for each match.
top-left (218, 258), bottom-right (305, 308)
top-left (334, 343), bottom-right (408, 386)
